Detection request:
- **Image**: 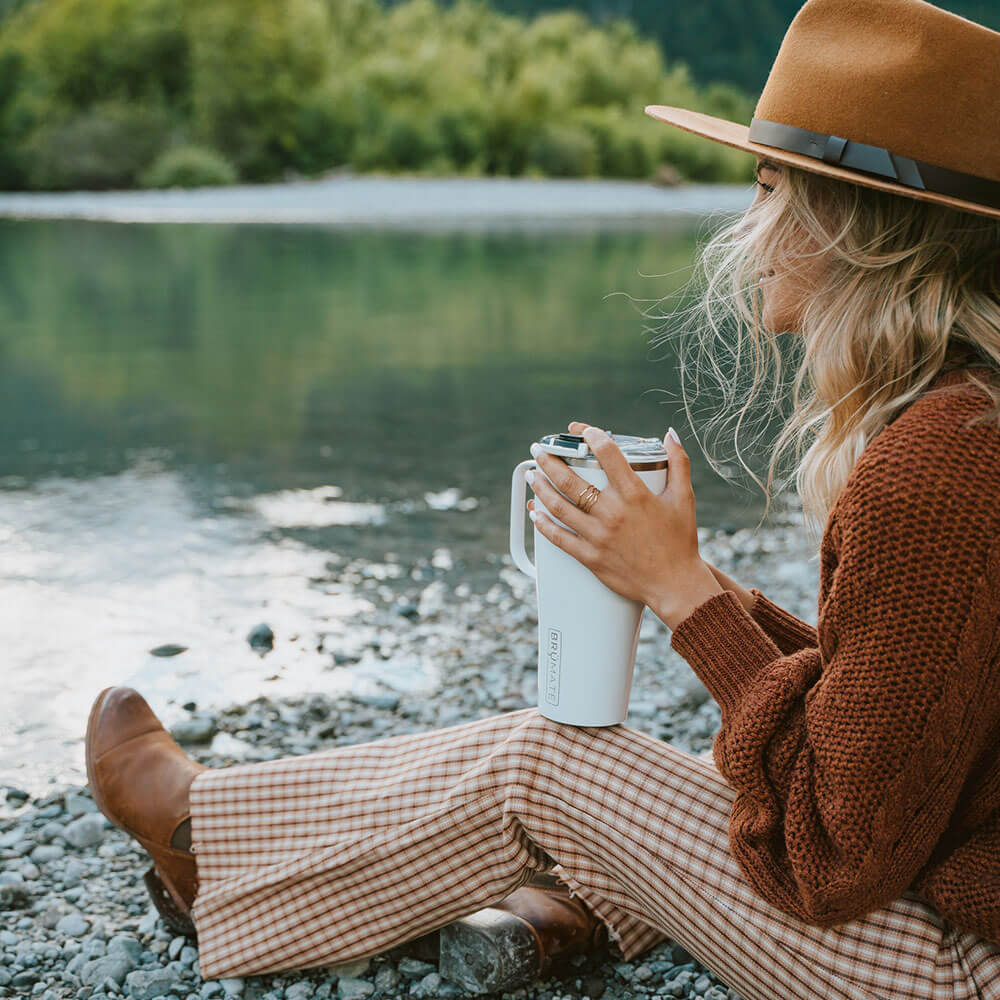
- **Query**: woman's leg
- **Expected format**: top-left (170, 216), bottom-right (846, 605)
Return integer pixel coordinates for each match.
top-left (190, 708), bottom-right (1000, 999)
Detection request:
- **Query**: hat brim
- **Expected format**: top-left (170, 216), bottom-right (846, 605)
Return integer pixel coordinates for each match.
top-left (644, 105), bottom-right (1000, 222)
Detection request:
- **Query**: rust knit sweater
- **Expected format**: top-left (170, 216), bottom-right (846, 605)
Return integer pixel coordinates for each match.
top-left (669, 367), bottom-right (1000, 946)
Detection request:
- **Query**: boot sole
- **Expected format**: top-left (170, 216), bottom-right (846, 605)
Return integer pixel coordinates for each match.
top-left (439, 908), bottom-right (542, 993)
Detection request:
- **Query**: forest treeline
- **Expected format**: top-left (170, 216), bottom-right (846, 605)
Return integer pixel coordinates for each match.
top-left (0, 0), bottom-right (758, 191)
top-left (450, 0), bottom-right (1000, 93)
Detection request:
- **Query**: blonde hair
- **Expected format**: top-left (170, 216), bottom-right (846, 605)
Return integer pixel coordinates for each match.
top-left (649, 161), bottom-right (1000, 538)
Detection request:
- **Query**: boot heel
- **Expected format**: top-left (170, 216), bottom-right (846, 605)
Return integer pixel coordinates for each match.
top-left (439, 908), bottom-right (541, 993)
top-left (143, 866), bottom-right (197, 939)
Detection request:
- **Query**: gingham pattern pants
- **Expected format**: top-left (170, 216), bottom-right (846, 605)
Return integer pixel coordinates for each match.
top-left (189, 706), bottom-right (1000, 997)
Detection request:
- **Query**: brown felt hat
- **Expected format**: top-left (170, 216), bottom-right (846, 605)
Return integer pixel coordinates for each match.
top-left (645, 0), bottom-right (1000, 222)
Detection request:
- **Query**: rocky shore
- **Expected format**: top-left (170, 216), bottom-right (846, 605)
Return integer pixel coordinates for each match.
top-left (1, 501), bottom-right (818, 1000)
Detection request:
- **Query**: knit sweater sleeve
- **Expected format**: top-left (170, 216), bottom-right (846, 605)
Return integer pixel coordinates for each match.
top-left (669, 392), bottom-right (1000, 927)
top-left (748, 589), bottom-right (817, 655)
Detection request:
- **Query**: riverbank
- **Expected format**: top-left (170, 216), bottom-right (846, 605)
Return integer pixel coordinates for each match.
top-left (0, 501), bottom-right (818, 1000)
top-left (0, 174), bottom-right (753, 227)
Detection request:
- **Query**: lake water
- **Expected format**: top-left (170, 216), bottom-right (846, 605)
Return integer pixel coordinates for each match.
top-left (1, 195), bottom-right (776, 793)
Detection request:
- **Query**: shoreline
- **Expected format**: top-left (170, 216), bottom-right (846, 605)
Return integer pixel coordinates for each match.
top-left (0, 174), bottom-right (753, 227)
top-left (0, 505), bottom-right (817, 999)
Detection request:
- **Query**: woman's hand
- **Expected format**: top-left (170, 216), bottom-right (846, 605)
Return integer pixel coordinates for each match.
top-left (527, 421), bottom-right (724, 630)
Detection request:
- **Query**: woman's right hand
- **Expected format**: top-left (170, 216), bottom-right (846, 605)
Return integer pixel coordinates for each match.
top-left (564, 419), bottom-right (758, 612)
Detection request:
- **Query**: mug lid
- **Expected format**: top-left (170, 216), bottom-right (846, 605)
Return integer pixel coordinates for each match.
top-left (535, 432), bottom-right (667, 469)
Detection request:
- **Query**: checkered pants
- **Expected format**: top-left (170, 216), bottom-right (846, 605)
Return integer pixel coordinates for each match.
top-left (189, 706), bottom-right (1000, 997)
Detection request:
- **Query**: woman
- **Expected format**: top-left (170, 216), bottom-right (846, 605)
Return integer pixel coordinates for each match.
top-left (86, 0), bottom-right (1000, 996)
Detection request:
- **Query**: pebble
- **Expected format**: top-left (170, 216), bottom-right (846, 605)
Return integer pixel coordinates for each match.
top-left (63, 813), bottom-right (108, 849)
top-left (64, 791), bottom-right (98, 817)
top-left (81, 954), bottom-right (136, 987)
top-left (375, 966), bottom-right (401, 991)
top-left (397, 957), bottom-right (436, 979)
top-left (125, 968), bottom-right (179, 999)
top-left (247, 622), bottom-right (275, 652)
top-left (170, 715), bottom-right (218, 745)
top-left (30, 844), bottom-right (66, 863)
top-left (409, 972), bottom-right (442, 997)
top-left (55, 913), bottom-right (90, 937)
top-left (337, 977), bottom-right (375, 999)
top-left (0, 515), bottom-right (816, 1000)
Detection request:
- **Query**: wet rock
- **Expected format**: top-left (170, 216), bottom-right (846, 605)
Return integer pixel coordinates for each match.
top-left (170, 715), bottom-right (218, 745)
top-left (4, 786), bottom-right (29, 805)
top-left (220, 978), bottom-right (245, 996)
top-left (150, 644), bottom-right (188, 657)
top-left (246, 623), bottom-right (274, 652)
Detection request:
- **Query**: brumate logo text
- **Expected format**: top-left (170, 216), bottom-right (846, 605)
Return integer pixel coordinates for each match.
top-left (545, 628), bottom-right (561, 705)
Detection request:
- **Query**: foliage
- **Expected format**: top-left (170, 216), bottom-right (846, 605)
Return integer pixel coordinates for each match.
top-left (24, 100), bottom-right (176, 190)
top-left (449, 0), bottom-right (1000, 94)
top-left (0, 0), bottom-right (758, 190)
top-left (139, 145), bottom-right (238, 188)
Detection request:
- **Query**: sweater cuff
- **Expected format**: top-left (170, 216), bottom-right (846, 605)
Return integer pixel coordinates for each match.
top-left (670, 590), bottom-right (786, 718)
top-left (748, 588), bottom-right (818, 655)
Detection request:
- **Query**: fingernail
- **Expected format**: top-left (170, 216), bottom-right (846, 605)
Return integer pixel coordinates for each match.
top-left (525, 470), bottom-right (535, 485)
top-left (582, 426), bottom-right (603, 443)
top-left (528, 510), bottom-right (538, 522)
top-left (529, 443), bottom-right (541, 458)
top-left (667, 427), bottom-right (681, 445)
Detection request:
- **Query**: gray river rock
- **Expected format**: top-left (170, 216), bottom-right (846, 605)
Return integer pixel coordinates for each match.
top-left (0, 499), bottom-right (818, 1000)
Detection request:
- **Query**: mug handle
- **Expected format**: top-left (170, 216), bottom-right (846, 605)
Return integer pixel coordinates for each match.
top-left (510, 459), bottom-right (537, 579)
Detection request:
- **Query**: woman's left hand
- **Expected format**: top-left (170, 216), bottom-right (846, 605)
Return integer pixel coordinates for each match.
top-left (527, 423), bottom-right (724, 630)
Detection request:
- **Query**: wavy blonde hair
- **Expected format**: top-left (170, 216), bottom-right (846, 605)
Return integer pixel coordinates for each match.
top-left (648, 161), bottom-right (1000, 538)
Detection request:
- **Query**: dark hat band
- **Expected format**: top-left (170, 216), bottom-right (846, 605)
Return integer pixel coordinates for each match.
top-left (749, 117), bottom-right (1000, 213)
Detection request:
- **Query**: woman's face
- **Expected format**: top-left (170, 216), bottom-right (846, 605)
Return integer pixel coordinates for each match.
top-left (745, 157), bottom-right (828, 334)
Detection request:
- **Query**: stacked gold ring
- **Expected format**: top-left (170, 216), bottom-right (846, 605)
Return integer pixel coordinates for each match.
top-left (575, 483), bottom-right (602, 514)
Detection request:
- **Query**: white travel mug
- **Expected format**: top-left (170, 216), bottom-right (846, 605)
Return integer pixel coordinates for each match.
top-left (510, 432), bottom-right (668, 726)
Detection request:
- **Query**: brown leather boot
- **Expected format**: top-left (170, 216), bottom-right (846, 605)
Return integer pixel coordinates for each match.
top-left (438, 869), bottom-right (611, 992)
top-left (85, 686), bottom-right (206, 937)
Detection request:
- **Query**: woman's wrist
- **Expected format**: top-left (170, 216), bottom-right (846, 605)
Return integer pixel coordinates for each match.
top-left (703, 560), bottom-right (756, 613)
top-left (647, 561), bottom-right (725, 631)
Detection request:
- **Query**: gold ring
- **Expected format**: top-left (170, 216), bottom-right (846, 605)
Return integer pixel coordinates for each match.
top-left (576, 483), bottom-right (602, 514)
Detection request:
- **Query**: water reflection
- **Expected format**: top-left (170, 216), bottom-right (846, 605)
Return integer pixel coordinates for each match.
top-left (0, 217), bottom-right (765, 790)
